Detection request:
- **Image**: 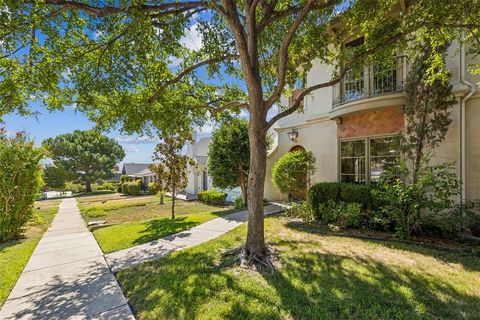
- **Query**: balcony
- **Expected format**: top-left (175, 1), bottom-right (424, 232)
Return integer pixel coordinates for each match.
top-left (332, 56), bottom-right (409, 108)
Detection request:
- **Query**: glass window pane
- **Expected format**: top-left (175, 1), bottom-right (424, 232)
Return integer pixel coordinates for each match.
top-left (369, 136), bottom-right (400, 180)
top-left (370, 136), bottom-right (400, 157)
top-left (341, 174), bottom-right (366, 183)
top-left (340, 140), bottom-right (366, 183)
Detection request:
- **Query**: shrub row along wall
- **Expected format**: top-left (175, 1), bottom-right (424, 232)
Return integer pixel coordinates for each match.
top-left (308, 182), bottom-right (375, 212)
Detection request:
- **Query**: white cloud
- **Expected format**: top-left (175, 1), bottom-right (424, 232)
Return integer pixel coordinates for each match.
top-left (116, 135), bottom-right (160, 144)
top-left (181, 24), bottom-right (202, 51)
top-left (124, 146), bottom-right (140, 153)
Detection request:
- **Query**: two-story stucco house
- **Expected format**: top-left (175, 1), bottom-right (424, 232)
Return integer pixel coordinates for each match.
top-left (264, 42), bottom-right (480, 202)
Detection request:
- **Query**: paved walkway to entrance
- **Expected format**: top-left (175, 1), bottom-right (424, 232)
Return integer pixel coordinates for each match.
top-left (0, 198), bottom-right (134, 320)
top-left (105, 204), bottom-right (284, 272)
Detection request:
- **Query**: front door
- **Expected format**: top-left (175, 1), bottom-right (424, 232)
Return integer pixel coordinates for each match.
top-left (202, 170), bottom-right (208, 191)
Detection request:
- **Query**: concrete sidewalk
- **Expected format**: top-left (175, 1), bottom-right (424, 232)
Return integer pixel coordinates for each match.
top-left (0, 198), bottom-right (134, 320)
top-left (105, 204), bottom-right (284, 272)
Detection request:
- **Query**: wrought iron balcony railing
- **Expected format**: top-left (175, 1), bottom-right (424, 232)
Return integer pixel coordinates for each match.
top-left (332, 56), bottom-right (409, 108)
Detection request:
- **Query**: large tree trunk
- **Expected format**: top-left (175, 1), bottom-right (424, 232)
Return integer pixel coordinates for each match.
top-left (244, 110), bottom-right (268, 259)
top-left (85, 180), bottom-right (92, 193)
top-left (239, 165), bottom-right (247, 207)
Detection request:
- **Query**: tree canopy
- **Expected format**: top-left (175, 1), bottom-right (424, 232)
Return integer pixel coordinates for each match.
top-left (2, 0), bottom-right (479, 268)
top-left (42, 130), bottom-right (125, 192)
top-left (208, 118), bottom-right (250, 205)
top-left (43, 165), bottom-right (75, 190)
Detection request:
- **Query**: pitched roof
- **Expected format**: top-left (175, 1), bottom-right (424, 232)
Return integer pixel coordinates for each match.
top-left (195, 156), bottom-right (208, 166)
top-left (122, 163), bottom-right (153, 176)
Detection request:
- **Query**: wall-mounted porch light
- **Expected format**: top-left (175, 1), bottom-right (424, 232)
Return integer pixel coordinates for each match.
top-left (287, 128), bottom-right (298, 142)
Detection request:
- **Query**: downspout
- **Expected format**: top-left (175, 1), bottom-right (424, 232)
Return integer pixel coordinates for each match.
top-left (459, 37), bottom-right (476, 229)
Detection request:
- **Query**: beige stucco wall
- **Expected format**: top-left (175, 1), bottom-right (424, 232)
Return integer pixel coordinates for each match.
top-left (266, 41), bottom-right (480, 201)
top-left (466, 94), bottom-right (480, 200)
top-left (429, 101), bottom-right (461, 174)
top-left (265, 118), bottom-right (338, 200)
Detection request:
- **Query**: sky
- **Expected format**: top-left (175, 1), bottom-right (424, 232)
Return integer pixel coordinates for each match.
top-left (2, 103), bottom-right (216, 166)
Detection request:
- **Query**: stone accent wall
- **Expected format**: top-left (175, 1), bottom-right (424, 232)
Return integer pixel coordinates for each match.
top-left (337, 107), bottom-right (405, 139)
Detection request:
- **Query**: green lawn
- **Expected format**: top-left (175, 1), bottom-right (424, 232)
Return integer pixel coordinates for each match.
top-left (117, 216), bottom-right (480, 320)
top-left (0, 199), bottom-right (60, 306)
top-left (77, 194), bottom-right (236, 253)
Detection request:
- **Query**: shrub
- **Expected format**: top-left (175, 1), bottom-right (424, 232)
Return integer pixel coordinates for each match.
top-left (233, 196), bottom-right (245, 209)
top-left (340, 183), bottom-right (373, 210)
top-left (315, 200), bottom-right (363, 228)
top-left (94, 182), bottom-right (117, 191)
top-left (337, 203), bottom-right (363, 228)
top-left (309, 182), bottom-right (342, 207)
top-left (373, 157), bottom-right (461, 238)
top-left (309, 182), bottom-right (375, 217)
top-left (121, 182), bottom-right (130, 195)
top-left (64, 181), bottom-right (86, 193)
top-left (0, 132), bottom-right (46, 241)
top-left (285, 202), bottom-right (315, 221)
top-left (197, 189), bottom-right (227, 206)
top-left (127, 181), bottom-right (141, 196)
top-left (272, 151), bottom-right (315, 200)
top-left (148, 182), bottom-right (161, 195)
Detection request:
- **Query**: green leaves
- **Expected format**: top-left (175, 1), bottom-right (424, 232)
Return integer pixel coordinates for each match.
top-left (0, 131), bottom-right (46, 241)
top-left (208, 118), bottom-right (250, 191)
top-left (41, 130), bottom-right (125, 185)
top-left (272, 150), bottom-right (316, 200)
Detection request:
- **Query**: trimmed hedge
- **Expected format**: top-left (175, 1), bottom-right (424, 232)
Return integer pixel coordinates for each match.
top-left (197, 190), bottom-right (227, 206)
top-left (121, 182), bottom-right (130, 195)
top-left (308, 182), bottom-right (375, 214)
top-left (127, 181), bottom-right (141, 196)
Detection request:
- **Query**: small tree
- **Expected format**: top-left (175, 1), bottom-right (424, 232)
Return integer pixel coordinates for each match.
top-left (0, 130), bottom-right (46, 241)
top-left (403, 41), bottom-right (456, 182)
top-left (42, 130), bottom-right (125, 192)
top-left (272, 151), bottom-right (316, 201)
top-left (374, 156), bottom-right (461, 238)
top-left (43, 165), bottom-right (75, 190)
top-left (150, 132), bottom-right (195, 219)
top-left (375, 40), bottom-right (459, 238)
top-left (208, 119), bottom-right (250, 207)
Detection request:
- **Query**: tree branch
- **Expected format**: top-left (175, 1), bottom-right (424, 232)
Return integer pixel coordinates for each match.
top-left (28, 0), bottom-right (209, 17)
top-left (148, 54), bottom-right (239, 103)
top-left (265, 0), bottom-right (319, 109)
top-left (189, 100), bottom-right (248, 114)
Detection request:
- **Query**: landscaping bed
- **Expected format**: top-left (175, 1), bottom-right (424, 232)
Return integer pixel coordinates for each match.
top-left (117, 216), bottom-right (480, 320)
top-left (77, 194), bottom-right (237, 253)
top-left (0, 199), bottom-right (60, 306)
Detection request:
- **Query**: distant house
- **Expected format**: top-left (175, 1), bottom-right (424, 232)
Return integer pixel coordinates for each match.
top-left (121, 163), bottom-right (158, 186)
top-left (185, 136), bottom-right (213, 199)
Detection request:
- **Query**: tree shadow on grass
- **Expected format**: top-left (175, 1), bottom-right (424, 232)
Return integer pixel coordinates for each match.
top-left (285, 219), bottom-right (480, 272)
top-left (117, 235), bottom-right (480, 320)
top-left (261, 240), bottom-right (480, 319)
top-left (132, 217), bottom-right (198, 246)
